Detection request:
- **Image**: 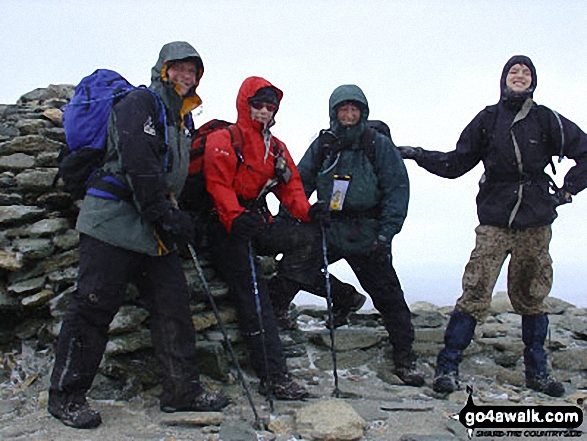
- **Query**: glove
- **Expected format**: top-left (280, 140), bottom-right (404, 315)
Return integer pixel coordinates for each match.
top-left (552, 188), bottom-right (572, 207)
top-left (397, 146), bottom-right (423, 160)
top-left (157, 208), bottom-right (196, 251)
top-left (231, 211), bottom-right (265, 241)
top-left (320, 129), bottom-right (347, 154)
top-left (308, 201), bottom-right (331, 226)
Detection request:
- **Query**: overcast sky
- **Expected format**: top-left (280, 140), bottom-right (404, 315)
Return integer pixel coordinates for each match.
top-left (2, 0), bottom-right (586, 307)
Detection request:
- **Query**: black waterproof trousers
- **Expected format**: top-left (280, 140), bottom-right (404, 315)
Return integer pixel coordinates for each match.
top-left (49, 234), bottom-right (202, 403)
top-left (339, 250), bottom-right (415, 361)
top-left (279, 241), bottom-right (416, 367)
top-left (208, 218), bottom-right (321, 378)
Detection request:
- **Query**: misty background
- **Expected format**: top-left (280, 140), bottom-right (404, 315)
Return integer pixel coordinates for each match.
top-left (1, 0), bottom-right (585, 307)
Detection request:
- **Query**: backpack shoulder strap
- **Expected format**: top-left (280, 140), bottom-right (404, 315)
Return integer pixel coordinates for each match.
top-left (143, 87), bottom-right (168, 146)
top-left (316, 129), bottom-right (334, 167)
top-left (361, 126), bottom-right (378, 167)
top-left (536, 104), bottom-right (565, 162)
top-left (479, 104), bottom-right (498, 149)
top-left (226, 124), bottom-right (244, 163)
top-left (535, 104), bottom-right (565, 174)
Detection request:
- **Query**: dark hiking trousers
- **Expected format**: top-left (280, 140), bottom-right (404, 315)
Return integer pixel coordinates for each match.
top-left (208, 218), bottom-right (321, 378)
top-left (335, 249), bottom-right (416, 366)
top-left (281, 243), bottom-right (416, 367)
top-left (50, 234), bottom-right (202, 402)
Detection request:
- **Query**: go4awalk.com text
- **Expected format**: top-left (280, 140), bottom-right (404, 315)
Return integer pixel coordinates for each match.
top-left (474, 430), bottom-right (582, 438)
top-left (456, 386), bottom-right (583, 438)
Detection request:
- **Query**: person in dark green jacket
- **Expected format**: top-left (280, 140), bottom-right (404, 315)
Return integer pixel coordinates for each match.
top-left (272, 84), bottom-right (424, 387)
top-left (48, 41), bottom-right (228, 430)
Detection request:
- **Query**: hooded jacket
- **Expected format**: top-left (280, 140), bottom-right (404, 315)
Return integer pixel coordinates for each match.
top-left (204, 76), bottom-right (311, 232)
top-left (76, 41), bottom-right (203, 255)
top-left (297, 84), bottom-right (409, 254)
top-left (414, 55), bottom-right (587, 228)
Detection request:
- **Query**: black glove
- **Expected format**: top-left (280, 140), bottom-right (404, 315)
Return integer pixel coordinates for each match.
top-left (552, 188), bottom-right (572, 207)
top-left (320, 129), bottom-right (347, 154)
top-left (397, 146), bottom-right (423, 160)
top-left (231, 211), bottom-right (265, 241)
top-left (157, 208), bottom-right (196, 251)
top-left (308, 201), bottom-right (331, 226)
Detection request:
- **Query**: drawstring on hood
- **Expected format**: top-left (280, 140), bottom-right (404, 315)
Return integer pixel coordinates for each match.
top-left (262, 123), bottom-right (272, 163)
top-left (500, 55), bottom-right (537, 110)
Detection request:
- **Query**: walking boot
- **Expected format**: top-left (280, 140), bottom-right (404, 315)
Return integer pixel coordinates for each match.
top-left (392, 348), bottom-right (425, 387)
top-left (327, 289), bottom-right (367, 329)
top-left (526, 373), bottom-right (565, 397)
top-left (318, 278), bottom-right (366, 329)
top-left (274, 305), bottom-right (298, 330)
top-left (433, 309), bottom-right (476, 394)
top-left (522, 314), bottom-right (565, 397)
top-left (395, 362), bottom-right (425, 387)
top-left (160, 386), bottom-right (229, 412)
top-left (268, 277), bottom-right (299, 330)
top-left (259, 372), bottom-right (309, 400)
top-left (432, 372), bottom-right (461, 394)
top-left (48, 392), bottom-right (102, 429)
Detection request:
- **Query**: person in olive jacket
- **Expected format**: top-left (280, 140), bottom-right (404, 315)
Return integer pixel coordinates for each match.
top-left (48, 41), bottom-right (228, 430)
top-left (273, 84), bottom-right (425, 387)
top-left (399, 55), bottom-right (587, 397)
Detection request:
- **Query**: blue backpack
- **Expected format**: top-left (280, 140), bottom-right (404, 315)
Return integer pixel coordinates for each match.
top-left (59, 69), bottom-right (167, 200)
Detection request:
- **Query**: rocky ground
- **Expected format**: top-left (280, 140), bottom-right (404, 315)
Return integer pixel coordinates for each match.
top-left (1, 296), bottom-right (587, 441)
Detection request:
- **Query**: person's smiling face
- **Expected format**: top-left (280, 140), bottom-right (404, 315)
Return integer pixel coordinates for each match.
top-left (167, 60), bottom-right (197, 96)
top-left (337, 102), bottom-right (361, 126)
top-left (506, 63), bottom-right (533, 93)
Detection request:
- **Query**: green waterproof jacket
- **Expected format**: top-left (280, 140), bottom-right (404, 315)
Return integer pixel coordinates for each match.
top-left (76, 41), bottom-right (203, 255)
top-left (297, 84), bottom-right (409, 254)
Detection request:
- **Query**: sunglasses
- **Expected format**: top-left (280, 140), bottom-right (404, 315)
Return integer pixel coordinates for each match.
top-left (250, 101), bottom-right (278, 112)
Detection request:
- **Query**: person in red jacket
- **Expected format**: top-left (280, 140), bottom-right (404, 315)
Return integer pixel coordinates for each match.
top-left (204, 76), bottom-right (328, 399)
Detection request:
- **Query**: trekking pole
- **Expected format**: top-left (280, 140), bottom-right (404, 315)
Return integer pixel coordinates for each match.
top-left (321, 223), bottom-right (340, 398)
top-left (248, 241), bottom-right (275, 413)
top-left (186, 244), bottom-right (263, 428)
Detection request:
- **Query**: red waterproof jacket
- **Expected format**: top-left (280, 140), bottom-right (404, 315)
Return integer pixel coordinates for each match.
top-left (204, 76), bottom-right (311, 232)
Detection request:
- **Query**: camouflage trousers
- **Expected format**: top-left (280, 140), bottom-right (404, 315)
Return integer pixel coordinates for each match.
top-left (455, 224), bottom-right (553, 322)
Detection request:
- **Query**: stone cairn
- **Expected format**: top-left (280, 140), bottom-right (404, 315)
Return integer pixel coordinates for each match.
top-left (1, 84), bottom-right (587, 407)
top-left (0, 84), bottom-right (242, 397)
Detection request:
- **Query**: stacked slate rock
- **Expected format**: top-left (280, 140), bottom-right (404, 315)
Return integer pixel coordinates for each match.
top-left (0, 85), bottom-right (239, 397)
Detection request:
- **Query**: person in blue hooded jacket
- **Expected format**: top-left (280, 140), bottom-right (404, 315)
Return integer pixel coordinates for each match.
top-left (47, 41), bottom-right (228, 429)
top-left (399, 55), bottom-right (587, 397)
top-left (271, 84), bottom-right (424, 387)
